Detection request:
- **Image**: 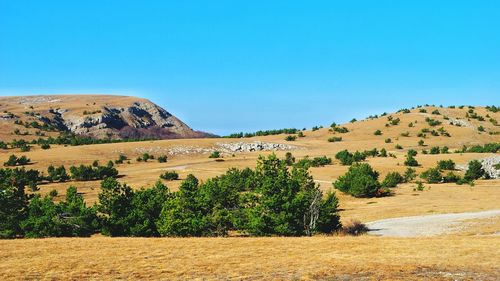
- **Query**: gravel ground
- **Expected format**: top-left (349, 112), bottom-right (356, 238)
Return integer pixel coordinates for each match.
top-left (366, 209), bottom-right (500, 237)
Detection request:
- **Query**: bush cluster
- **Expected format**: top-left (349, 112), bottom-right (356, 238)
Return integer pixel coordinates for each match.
top-left (69, 162), bottom-right (118, 181)
top-left (294, 156), bottom-right (332, 169)
top-left (1, 154), bottom-right (342, 238)
top-left (4, 155), bottom-right (30, 166)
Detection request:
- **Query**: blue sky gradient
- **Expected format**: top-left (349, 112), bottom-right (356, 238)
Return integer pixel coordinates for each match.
top-left (1, 1), bottom-right (499, 135)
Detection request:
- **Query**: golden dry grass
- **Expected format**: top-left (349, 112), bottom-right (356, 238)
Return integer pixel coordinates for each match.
top-left (1, 236), bottom-right (499, 280)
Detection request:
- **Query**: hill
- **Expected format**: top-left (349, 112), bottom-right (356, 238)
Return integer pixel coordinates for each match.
top-left (0, 95), bottom-right (211, 140)
top-left (0, 103), bottom-right (498, 280)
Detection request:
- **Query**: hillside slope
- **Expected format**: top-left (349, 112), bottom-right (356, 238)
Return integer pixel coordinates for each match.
top-left (0, 95), bottom-right (210, 140)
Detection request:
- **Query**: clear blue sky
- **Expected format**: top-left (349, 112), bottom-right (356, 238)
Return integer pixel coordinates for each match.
top-left (1, 1), bottom-right (499, 135)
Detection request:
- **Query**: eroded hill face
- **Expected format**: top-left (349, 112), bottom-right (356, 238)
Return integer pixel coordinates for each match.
top-left (0, 95), bottom-right (210, 140)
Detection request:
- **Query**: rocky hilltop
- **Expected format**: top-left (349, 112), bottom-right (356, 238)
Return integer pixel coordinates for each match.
top-left (0, 95), bottom-right (211, 140)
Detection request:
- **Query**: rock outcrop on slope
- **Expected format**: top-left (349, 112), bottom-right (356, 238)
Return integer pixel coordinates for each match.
top-left (0, 95), bottom-right (211, 140)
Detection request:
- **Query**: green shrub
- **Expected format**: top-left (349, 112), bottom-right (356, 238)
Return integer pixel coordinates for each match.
top-left (209, 151), bottom-right (221, 158)
top-left (157, 155), bottom-right (168, 163)
top-left (335, 150), bottom-right (366, 165)
top-left (430, 146), bottom-right (440, 154)
top-left (442, 172), bottom-right (460, 183)
top-left (47, 165), bottom-right (69, 182)
top-left (436, 159), bottom-right (455, 170)
top-left (382, 172), bottom-right (404, 187)
top-left (160, 171), bottom-right (179, 181)
top-left (115, 154), bottom-right (127, 164)
top-left (333, 163), bottom-right (386, 197)
top-left (285, 135), bottom-right (297, 141)
top-left (285, 152), bottom-right (295, 166)
top-left (404, 167), bottom-right (417, 182)
top-left (404, 154), bottom-right (419, 167)
top-left (374, 130), bottom-right (382, 136)
top-left (414, 181), bottom-right (425, 191)
top-left (464, 160), bottom-right (485, 181)
top-left (69, 163), bottom-right (118, 181)
top-left (420, 168), bottom-right (442, 184)
top-left (3, 155), bottom-right (30, 166)
top-left (328, 136), bottom-right (342, 142)
top-left (40, 143), bottom-right (51, 150)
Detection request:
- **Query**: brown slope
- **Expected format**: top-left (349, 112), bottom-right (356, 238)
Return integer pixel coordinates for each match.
top-left (0, 94), bottom-right (212, 140)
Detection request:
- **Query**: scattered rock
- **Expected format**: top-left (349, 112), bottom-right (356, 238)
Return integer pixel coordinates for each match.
top-left (130, 141), bottom-right (298, 157)
top-left (216, 141), bottom-right (297, 153)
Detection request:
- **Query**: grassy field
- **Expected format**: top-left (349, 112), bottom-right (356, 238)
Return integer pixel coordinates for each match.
top-left (1, 236), bottom-right (498, 280)
top-left (0, 104), bottom-right (498, 280)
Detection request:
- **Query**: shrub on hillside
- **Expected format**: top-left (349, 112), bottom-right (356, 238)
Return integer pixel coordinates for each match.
top-left (285, 152), bottom-right (295, 166)
top-left (4, 155), bottom-right (30, 166)
top-left (209, 151), bottom-right (221, 158)
top-left (333, 163), bottom-right (388, 197)
top-left (382, 172), bottom-right (405, 188)
top-left (69, 162), bottom-right (118, 181)
top-left (157, 155), bottom-right (168, 163)
top-left (328, 136), bottom-right (342, 142)
top-left (436, 159), bottom-right (455, 171)
top-left (420, 168), bottom-right (442, 184)
top-left (335, 150), bottom-right (366, 166)
top-left (47, 165), bottom-right (69, 182)
top-left (464, 160), bottom-right (485, 181)
top-left (160, 171), bottom-right (179, 181)
top-left (404, 167), bottom-right (417, 182)
top-left (404, 154), bottom-right (419, 167)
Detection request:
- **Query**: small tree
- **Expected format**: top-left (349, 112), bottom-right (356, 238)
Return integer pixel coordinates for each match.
top-left (436, 159), bottom-right (455, 171)
top-left (209, 151), bottom-right (221, 158)
top-left (420, 168), bottom-right (442, 184)
top-left (382, 172), bottom-right (404, 187)
top-left (404, 167), bottom-right (417, 182)
top-left (157, 155), bottom-right (168, 163)
top-left (333, 163), bottom-right (383, 197)
top-left (285, 152), bottom-right (295, 166)
top-left (464, 160), bottom-right (485, 181)
top-left (404, 154), bottom-right (419, 167)
top-left (160, 171), bottom-right (179, 181)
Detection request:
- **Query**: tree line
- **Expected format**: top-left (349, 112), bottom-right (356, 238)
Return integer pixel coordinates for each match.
top-left (0, 154), bottom-right (341, 238)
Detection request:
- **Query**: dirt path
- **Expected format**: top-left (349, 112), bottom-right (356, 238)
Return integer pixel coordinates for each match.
top-left (366, 209), bottom-right (500, 237)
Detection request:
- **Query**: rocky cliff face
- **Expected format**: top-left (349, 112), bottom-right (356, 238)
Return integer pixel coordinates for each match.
top-left (0, 95), bottom-right (211, 140)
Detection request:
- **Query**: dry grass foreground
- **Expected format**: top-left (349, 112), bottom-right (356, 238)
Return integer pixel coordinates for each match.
top-left (0, 236), bottom-right (499, 280)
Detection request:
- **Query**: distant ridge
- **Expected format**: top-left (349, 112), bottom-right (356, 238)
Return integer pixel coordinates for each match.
top-left (0, 95), bottom-right (214, 140)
